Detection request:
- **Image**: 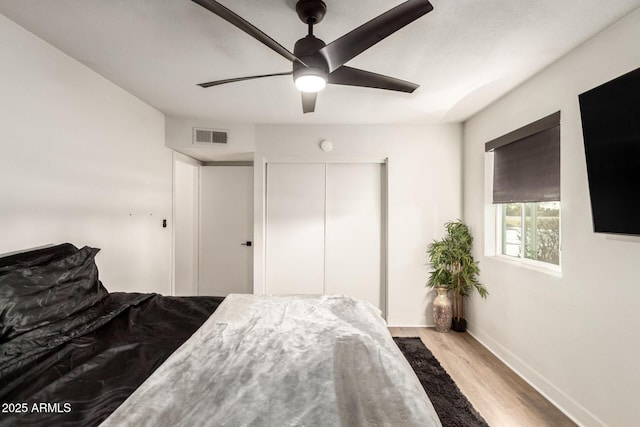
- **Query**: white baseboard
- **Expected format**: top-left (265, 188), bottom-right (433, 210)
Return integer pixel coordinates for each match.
top-left (467, 327), bottom-right (605, 427)
top-left (387, 324), bottom-right (431, 328)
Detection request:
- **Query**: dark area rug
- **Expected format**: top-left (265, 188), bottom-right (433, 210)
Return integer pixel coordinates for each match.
top-left (394, 337), bottom-right (489, 427)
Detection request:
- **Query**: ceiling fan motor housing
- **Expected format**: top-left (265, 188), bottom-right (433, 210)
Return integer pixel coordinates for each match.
top-left (293, 35), bottom-right (329, 83)
top-left (296, 0), bottom-right (327, 24)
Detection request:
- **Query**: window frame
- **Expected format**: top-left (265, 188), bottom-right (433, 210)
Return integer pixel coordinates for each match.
top-left (495, 202), bottom-right (562, 273)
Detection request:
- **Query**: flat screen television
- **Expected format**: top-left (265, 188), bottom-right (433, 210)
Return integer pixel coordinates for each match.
top-left (578, 67), bottom-right (640, 235)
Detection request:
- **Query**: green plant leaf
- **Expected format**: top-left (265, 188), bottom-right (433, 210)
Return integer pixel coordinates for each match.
top-left (425, 220), bottom-right (488, 316)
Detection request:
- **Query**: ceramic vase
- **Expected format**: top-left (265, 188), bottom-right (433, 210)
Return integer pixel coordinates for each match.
top-left (433, 287), bottom-right (452, 333)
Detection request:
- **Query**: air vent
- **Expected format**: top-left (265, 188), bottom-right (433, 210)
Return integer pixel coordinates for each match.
top-left (193, 127), bottom-right (228, 145)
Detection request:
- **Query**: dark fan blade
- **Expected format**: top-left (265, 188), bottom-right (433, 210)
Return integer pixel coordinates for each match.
top-left (198, 71), bottom-right (293, 88)
top-left (191, 0), bottom-right (306, 66)
top-left (328, 66), bottom-right (418, 93)
top-left (301, 91), bottom-right (317, 114)
top-left (319, 0), bottom-right (433, 72)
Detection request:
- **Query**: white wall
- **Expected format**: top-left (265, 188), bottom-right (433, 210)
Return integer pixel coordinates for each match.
top-left (463, 8), bottom-right (640, 427)
top-left (253, 124), bottom-right (462, 326)
top-left (0, 15), bottom-right (172, 294)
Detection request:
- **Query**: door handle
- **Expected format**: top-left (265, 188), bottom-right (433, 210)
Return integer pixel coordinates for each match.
top-left (241, 241), bottom-right (252, 247)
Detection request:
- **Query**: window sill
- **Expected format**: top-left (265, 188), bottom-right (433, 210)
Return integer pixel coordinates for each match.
top-left (491, 254), bottom-right (562, 277)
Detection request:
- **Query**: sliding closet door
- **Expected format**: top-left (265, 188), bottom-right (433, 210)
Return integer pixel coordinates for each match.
top-left (325, 163), bottom-right (383, 311)
top-left (266, 163), bottom-right (325, 295)
top-left (265, 162), bottom-right (385, 313)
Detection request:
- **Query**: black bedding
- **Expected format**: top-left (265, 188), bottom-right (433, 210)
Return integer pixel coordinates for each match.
top-left (0, 244), bottom-right (223, 426)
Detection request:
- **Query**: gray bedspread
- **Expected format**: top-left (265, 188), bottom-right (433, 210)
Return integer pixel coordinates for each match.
top-left (100, 294), bottom-right (441, 427)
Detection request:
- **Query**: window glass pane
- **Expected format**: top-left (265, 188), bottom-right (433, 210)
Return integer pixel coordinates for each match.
top-left (537, 201), bottom-right (560, 265)
top-left (524, 201), bottom-right (560, 265)
top-left (502, 203), bottom-right (522, 257)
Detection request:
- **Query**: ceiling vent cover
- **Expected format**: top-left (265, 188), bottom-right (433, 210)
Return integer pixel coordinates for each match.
top-left (193, 127), bottom-right (228, 145)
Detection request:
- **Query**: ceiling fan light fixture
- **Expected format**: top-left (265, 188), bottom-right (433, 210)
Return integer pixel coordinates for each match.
top-left (295, 74), bottom-right (326, 92)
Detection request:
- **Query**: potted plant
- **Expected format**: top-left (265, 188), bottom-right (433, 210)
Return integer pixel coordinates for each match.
top-left (427, 220), bottom-right (488, 332)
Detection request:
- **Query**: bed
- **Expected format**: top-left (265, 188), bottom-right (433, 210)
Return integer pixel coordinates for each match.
top-left (1, 243), bottom-right (441, 426)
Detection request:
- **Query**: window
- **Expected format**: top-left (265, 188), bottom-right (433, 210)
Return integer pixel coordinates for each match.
top-left (486, 111), bottom-right (561, 268)
top-left (501, 202), bottom-right (560, 265)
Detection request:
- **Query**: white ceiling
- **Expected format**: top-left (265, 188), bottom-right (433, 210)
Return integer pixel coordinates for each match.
top-left (1, 0), bottom-right (639, 124)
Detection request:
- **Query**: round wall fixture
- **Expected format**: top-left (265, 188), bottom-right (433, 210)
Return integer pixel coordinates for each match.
top-left (320, 139), bottom-right (333, 152)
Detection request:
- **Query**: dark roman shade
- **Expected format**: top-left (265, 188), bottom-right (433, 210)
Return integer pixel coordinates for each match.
top-left (485, 111), bottom-right (561, 203)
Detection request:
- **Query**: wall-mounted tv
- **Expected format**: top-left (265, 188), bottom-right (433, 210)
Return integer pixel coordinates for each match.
top-left (578, 67), bottom-right (640, 235)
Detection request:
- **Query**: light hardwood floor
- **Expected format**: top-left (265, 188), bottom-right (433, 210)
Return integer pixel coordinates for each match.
top-left (389, 327), bottom-right (577, 427)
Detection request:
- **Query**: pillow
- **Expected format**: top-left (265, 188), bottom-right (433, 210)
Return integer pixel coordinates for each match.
top-left (0, 243), bottom-right (79, 271)
top-left (0, 245), bottom-right (108, 341)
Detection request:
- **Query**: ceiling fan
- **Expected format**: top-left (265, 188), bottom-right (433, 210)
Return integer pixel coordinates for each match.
top-left (192, 0), bottom-right (434, 113)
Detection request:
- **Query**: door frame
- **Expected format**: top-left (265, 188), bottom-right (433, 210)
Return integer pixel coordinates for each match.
top-left (171, 152), bottom-right (202, 296)
top-left (173, 155), bottom-right (256, 297)
top-left (257, 157), bottom-right (389, 319)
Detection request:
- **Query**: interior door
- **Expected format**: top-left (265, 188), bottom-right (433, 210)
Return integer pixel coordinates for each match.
top-left (199, 166), bottom-right (253, 296)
